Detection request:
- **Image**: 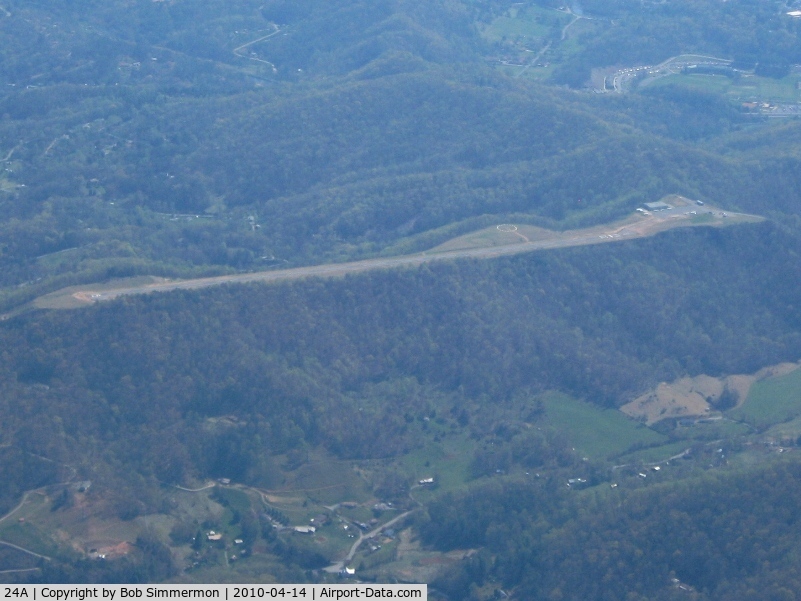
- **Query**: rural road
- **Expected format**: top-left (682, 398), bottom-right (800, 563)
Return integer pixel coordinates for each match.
top-left (0, 490), bottom-right (39, 526)
top-left (0, 540), bottom-right (51, 561)
top-left (232, 24), bottom-right (282, 69)
top-left (0, 489), bottom-right (53, 562)
top-left (32, 207), bottom-right (760, 311)
top-left (323, 508), bottom-right (420, 574)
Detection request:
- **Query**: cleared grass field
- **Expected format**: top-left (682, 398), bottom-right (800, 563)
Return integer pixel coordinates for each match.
top-left (480, 5), bottom-right (568, 43)
top-left (400, 433), bottom-right (474, 495)
top-left (481, 7), bottom-right (605, 82)
top-left (644, 72), bottom-right (801, 102)
top-left (429, 223), bottom-right (556, 253)
top-left (0, 521), bottom-right (63, 558)
top-left (729, 367), bottom-right (801, 429)
top-left (539, 392), bottom-right (667, 459)
top-left (615, 440), bottom-right (690, 464)
top-left (765, 414), bottom-right (801, 440)
top-left (279, 459), bottom-right (372, 505)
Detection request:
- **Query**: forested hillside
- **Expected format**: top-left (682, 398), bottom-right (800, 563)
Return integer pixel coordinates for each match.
top-left (4, 0), bottom-right (801, 310)
top-left (4, 222), bottom-right (801, 589)
top-left (4, 0), bottom-right (801, 595)
top-left (426, 460), bottom-right (801, 600)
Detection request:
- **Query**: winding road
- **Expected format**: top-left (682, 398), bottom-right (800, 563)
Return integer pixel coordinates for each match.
top-left (0, 489), bottom-right (53, 563)
top-left (233, 25), bottom-right (282, 70)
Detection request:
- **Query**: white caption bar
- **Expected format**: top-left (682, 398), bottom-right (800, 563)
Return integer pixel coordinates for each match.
top-left (2, 586), bottom-right (426, 601)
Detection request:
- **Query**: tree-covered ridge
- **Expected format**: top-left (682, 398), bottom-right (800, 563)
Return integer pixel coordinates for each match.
top-left (4, 0), bottom-right (801, 313)
top-left (5, 0), bottom-right (801, 588)
top-left (425, 459), bottom-right (801, 600)
top-left (2, 221), bottom-right (801, 585)
top-left (516, 0), bottom-right (801, 85)
top-left (0, 223), bottom-right (798, 505)
top-left (0, 0), bottom-right (479, 87)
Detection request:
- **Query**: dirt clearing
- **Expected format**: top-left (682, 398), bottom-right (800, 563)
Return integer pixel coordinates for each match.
top-left (622, 360), bottom-right (801, 425)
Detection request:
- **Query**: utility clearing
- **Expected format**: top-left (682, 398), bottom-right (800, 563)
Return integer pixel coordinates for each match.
top-left (30, 199), bottom-right (761, 311)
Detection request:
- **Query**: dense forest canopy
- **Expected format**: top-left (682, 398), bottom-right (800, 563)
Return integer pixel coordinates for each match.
top-left (3, 0), bottom-right (801, 596)
top-left (4, 0), bottom-right (801, 308)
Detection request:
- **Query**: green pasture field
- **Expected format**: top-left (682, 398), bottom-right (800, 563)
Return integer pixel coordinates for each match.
top-left (480, 5), bottom-right (569, 43)
top-left (555, 19), bottom-right (599, 58)
top-left (651, 73), bottom-right (731, 94)
top-left (614, 440), bottom-right (690, 464)
top-left (644, 72), bottom-right (801, 103)
top-left (304, 521), bottom-right (356, 560)
top-left (283, 459), bottom-right (372, 505)
top-left (766, 414), bottom-right (801, 440)
top-left (729, 368), bottom-right (801, 429)
top-left (0, 521), bottom-right (64, 559)
top-left (184, 557), bottom-right (283, 584)
top-left (517, 62), bottom-right (557, 81)
top-left (539, 392), bottom-right (667, 459)
top-left (215, 487), bottom-right (252, 514)
top-left (400, 433), bottom-right (474, 495)
top-left (734, 74), bottom-right (801, 102)
top-left (482, 7), bottom-right (605, 82)
top-left (682, 418), bottom-right (751, 439)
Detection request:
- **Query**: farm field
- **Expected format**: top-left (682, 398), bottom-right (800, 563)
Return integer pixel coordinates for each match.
top-left (4, 362), bottom-right (800, 581)
top-left (539, 392), bottom-right (667, 459)
top-left (480, 4), bottom-right (605, 81)
top-left (643, 72), bottom-right (801, 102)
top-left (614, 441), bottom-right (691, 465)
top-left (730, 366), bottom-right (801, 429)
top-left (480, 5), bottom-right (569, 44)
top-left (399, 435), bottom-right (474, 496)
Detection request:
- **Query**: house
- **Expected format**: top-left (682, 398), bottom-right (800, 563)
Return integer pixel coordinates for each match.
top-left (293, 526), bottom-right (316, 534)
top-left (418, 477), bottom-right (435, 485)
